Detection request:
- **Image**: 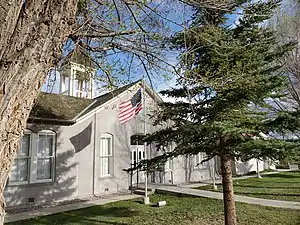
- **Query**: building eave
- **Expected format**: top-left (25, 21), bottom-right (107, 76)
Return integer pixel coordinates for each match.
top-left (27, 117), bottom-right (76, 126)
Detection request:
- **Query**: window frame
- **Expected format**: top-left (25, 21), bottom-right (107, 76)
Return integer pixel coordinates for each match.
top-left (9, 130), bottom-right (56, 185)
top-left (35, 130), bottom-right (56, 183)
top-left (10, 131), bottom-right (33, 185)
top-left (74, 73), bottom-right (91, 98)
top-left (99, 133), bottom-right (113, 177)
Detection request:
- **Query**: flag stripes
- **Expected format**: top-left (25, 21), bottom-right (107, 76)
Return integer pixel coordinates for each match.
top-left (119, 89), bottom-right (143, 124)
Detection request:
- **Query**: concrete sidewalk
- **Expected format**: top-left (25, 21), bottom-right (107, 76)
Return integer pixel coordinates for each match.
top-left (155, 186), bottom-right (300, 210)
top-left (5, 194), bottom-right (140, 223)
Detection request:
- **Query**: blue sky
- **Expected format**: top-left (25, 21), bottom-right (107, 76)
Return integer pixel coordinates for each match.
top-left (42, 0), bottom-right (188, 96)
top-left (42, 0), bottom-right (277, 101)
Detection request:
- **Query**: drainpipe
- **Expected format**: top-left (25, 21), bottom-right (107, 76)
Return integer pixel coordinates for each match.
top-left (256, 159), bottom-right (262, 179)
top-left (212, 157), bottom-right (217, 190)
top-left (170, 142), bottom-right (174, 185)
top-left (92, 113), bottom-right (97, 195)
top-left (168, 120), bottom-right (175, 186)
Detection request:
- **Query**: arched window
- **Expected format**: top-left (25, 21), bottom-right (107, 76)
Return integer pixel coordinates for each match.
top-left (99, 133), bottom-right (113, 177)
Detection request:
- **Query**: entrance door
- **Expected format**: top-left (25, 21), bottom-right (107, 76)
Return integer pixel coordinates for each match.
top-left (130, 145), bottom-right (145, 184)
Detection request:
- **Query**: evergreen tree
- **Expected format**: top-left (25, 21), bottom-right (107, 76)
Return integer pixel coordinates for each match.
top-left (145, 1), bottom-right (298, 224)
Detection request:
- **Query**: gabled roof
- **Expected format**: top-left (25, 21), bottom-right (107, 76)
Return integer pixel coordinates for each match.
top-left (28, 80), bottom-right (144, 125)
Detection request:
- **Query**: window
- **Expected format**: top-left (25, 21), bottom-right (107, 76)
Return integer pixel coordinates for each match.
top-left (10, 133), bottom-right (31, 183)
top-left (75, 80), bottom-right (88, 98)
top-left (10, 130), bottom-right (56, 184)
top-left (100, 134), bottom-right (113, 177)
top-left (194, 152), bottom-right (207, 169)
top-left (74, 70), bottom-right (92, 98)
top-left (164, 142), bottom-right (173, 171)
top-left (37, 131), bottom-right (55, 181)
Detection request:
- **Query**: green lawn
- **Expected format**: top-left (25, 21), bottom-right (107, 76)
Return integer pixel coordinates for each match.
top-left (196, 171), bottom-right (300, 202)
top-left (7, 194), bottom-right (300, 225)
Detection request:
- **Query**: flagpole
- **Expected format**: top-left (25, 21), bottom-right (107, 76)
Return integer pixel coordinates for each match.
top-left (143, 78), bottom-right (149, 205)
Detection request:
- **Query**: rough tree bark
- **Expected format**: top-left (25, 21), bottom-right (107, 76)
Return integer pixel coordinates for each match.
top-left (221, 154), bottom-right (237, 225)
top-left (0, 0), bottom-right (77, 223)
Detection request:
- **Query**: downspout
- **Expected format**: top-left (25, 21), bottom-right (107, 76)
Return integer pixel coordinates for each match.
top-left (170, 140), bottom-right (174, 185)
top-left (212, 157), bottom-right (218, 190)
top-left (215, 156), bottom-right (221, 177)
top-left (256, 159), bottom-right (262, 179)
top-left (167, 119), bottom-right (174, 185)
top-left (92, 113), bottom-right (97, 196)
top-left (171, 161), bottom-right (174, 185)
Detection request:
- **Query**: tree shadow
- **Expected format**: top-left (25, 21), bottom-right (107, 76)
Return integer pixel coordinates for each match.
top-left (234, 191), bottom-right (300, 197)
top-left (233, 184), bottom-right (300, 189)
top-left (263, 172), bottom-right (300, 179)
top-left (9, 205), bottom-right (139, 225)
top-left (4, 126), bottom-right (78, 213)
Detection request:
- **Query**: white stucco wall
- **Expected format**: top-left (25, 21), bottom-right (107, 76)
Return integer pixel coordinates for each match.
top-left (4, 82), bottom-right (218, 208)
top-left (234, 158), bottom-right (276, 175)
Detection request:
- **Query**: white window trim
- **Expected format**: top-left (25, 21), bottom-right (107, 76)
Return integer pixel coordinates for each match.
top-left (10, 130), bottom-right (56, 185)
top-left (10, 131), bottom-right (33, 185)
top-left (99, 133), bottom-right (113, 177)
top-left (35, 130), bottom-right (56, 183)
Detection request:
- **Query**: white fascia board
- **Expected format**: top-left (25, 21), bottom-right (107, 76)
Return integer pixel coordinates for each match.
top-left (140, 81), bottom-right (164, 103)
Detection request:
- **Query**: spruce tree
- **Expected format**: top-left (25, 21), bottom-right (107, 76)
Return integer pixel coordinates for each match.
top-left (145, 1), bottom-right (298, 224)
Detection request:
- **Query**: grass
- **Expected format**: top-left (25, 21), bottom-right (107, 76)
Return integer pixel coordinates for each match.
top-left (196, 171), bottom-right (300, 202)
top-left (7, 194), bottom-right (300, 225)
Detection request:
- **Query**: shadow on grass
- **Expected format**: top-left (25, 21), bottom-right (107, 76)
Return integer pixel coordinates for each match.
top-left (132, 200), bottom-right (144, 205)
top-left (264, 172), bottom-right (300, 179)
top-left (9, 206), bottom-right (139, 225)
top-left (234, 192), bottom-right (300, 197)
top-left (233, 185), bottom-right (300, 189)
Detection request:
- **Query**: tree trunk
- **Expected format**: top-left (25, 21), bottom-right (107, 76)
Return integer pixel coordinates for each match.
top-left (221, 154), bottom-right (237, 225)
top-left (0, 1), bottom-right (77, 224)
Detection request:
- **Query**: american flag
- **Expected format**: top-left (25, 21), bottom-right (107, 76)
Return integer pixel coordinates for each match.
top-left (119, 89), bottom-right (143, 124)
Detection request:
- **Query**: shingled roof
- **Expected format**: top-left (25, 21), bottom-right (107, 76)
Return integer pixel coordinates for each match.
top-left (29, 93), bottom-right (93, 121)
top-left (28, 80), bottom-right (140, 125)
